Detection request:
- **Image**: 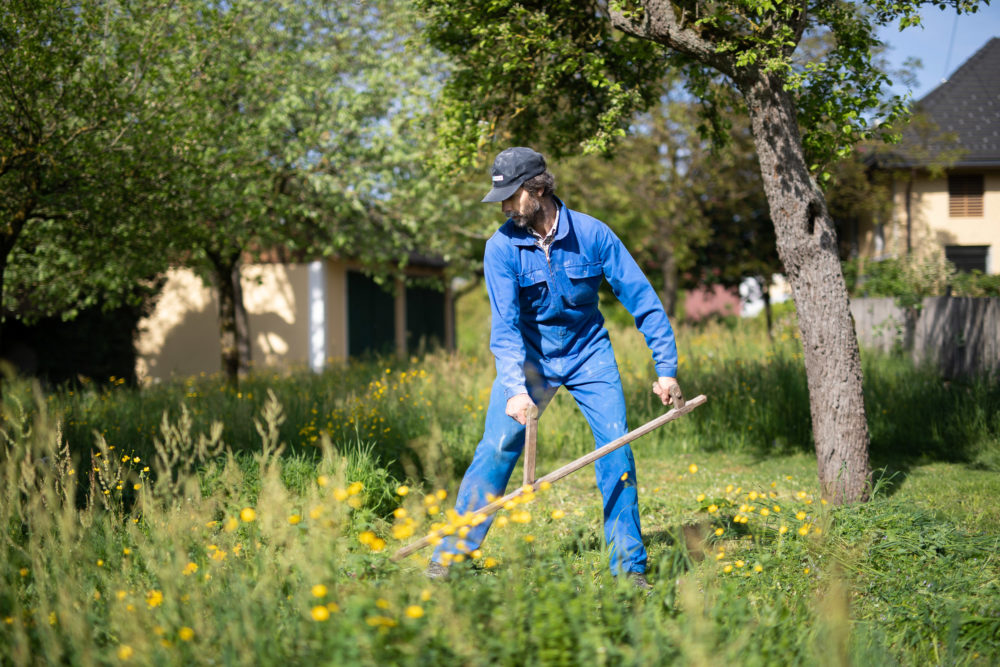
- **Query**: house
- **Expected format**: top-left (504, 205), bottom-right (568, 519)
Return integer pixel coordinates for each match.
top-left (856, 37), bottom-right (1000, 272)
top-left (135, 257), bottom-right (454, 384)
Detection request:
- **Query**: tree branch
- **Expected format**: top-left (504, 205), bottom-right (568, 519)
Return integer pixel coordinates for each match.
top-left (609, 1), bottom-right (736, 78)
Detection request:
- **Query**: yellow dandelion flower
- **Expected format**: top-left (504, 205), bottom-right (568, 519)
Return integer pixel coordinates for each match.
top-left (723, 565), bottom-right (733, 573)
top-left (326, 602), bottom-right (340, 613)
top-left (495, 516), bottom-right (509, 528)
top-left (183, 562), bottom-right (198, 576)
top-left (426, 505), bottom-right (439, 515)
top-left (288, 514), bottom-right (302, 525)
top-left (96, 559), bottom-right (104, 567)
top-left (435, 489), bottom-right (447, 500)
top-left (396, 485), bottom-right (410, 496)
top-left (523, 535), bottom-right (535, 543)
top-left (117, 645), bottom-right (134, 660)
top-left (804, 567), bottom-right (811, 574)
top-left (179, 627), bottom-right (194, 641)
top-left (375, 598), bottom-right (391, 609)
top-left (754, 564), bottom-right (763, 573)
top-left (240, 507), bottom-right (256, 523)
top-left (452, 553), bottom-right (465, 563)
top-left (798, 524), bottom-right (811, 536)
top-left (309, 506), bottom-right (323, 519)
top-left (688, 463), bottom-right (698, 474)
top-left (471, 549), bottom-right (482, 559)
top-left (779, 525), bottom-right (789, 535)
top-left (539, 481), bottom-right (552, 491)
top-left (484, 557), bottom-right (499, 568)
top-left (551, 509), bottom-right (566, 520)
top-left (725, 484), bottom-right (734, 494)
top-left (714, 527), bottom-right (724, 536)
top-left (773, 505), bottom-right (781, 512)
top-left (715, 551), bottom-right (725, 560)
top-left (311, 606), bottom-right (330, 622)
top-left (146, 590), bottom-right (164, 608)
top-left (759, 508), bottom-right (770, 517)
top-left (224, 517), bottom-right (239, 532)
top-left (707, 504), bottom-right (718, 514)
top-left (19, 568), bottom-right (28, 577)
top-left (405, 605), bottom-right (424, 619)
top-left (333, 488), bottom-right (349, 502)
top-left (696, 493), bottom-right (706, 502)
top-left (359, 531), bottom-right (376, 545)
top-left (420, 588), bottom-right (432, 601)
top-left (393, 507), bottom-right (408, 519)
top-left (348, 481), bottom-right (363, 496)
top-left (312, 585), bottom-right (327, 598)
top-left (317, 475), bottom-right (329, 487)
top-left (370, 538), bottom-right (386, 552)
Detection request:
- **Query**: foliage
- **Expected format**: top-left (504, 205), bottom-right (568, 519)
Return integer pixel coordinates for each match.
top-left (844, 255), bottom-right (1000, 307)
top-left (0, 0), bottom-right (177, 322)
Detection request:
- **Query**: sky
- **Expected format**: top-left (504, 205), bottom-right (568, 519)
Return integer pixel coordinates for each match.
top-left (877, 3), bottom-right (1000, 101)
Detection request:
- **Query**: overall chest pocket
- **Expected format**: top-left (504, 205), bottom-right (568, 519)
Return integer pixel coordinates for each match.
top-left (563, 262), bottom-right (603, 306)
top-left (517, 268), bottom-right (549, 313)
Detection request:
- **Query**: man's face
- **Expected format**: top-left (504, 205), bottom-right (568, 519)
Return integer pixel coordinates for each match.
top-left (502, 187), bottom-right (542, 229)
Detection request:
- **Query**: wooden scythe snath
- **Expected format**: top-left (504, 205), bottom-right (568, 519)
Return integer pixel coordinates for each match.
top-left (391, 394), bottom-right (707, 562)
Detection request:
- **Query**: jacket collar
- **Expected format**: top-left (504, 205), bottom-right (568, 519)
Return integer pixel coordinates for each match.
top-left (508, 196), bottom-right (570, 247)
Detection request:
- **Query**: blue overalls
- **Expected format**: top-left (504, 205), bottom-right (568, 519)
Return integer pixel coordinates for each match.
top-left (432, 199), bottom-right (678, 575)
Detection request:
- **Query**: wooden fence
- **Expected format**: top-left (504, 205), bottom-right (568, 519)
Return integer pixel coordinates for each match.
top-left (850, 297), bottom-right (1000, 378)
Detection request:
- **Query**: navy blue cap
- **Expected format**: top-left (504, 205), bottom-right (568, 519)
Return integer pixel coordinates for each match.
top-left (481, 147), bottom-right (546, 203)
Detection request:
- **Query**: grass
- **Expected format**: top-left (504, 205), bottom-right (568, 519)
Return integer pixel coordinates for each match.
top-left (1, 289), bottom-right (998, 665)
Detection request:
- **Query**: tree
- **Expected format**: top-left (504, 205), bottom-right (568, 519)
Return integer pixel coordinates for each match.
top-left (417, 0), bottom-right (986, 503)
top-left (0, 0), bottom-right (174, 358)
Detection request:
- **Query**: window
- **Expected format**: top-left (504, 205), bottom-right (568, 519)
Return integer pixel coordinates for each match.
top-left (945, 245), bottom-right (989, 273)
top-left (948, 174), bottom-right (984, 217)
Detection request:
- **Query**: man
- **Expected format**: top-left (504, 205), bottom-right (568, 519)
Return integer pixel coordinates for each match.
top-left (427, 147), bottom-right (683, 589)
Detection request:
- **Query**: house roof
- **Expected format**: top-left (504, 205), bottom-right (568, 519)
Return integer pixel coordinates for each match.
top-left (876, 37), bottom-right (1000, 169)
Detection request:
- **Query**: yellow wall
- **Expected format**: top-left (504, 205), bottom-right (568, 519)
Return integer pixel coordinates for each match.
top-left (875, 170), bottom-right (1000, 272)
top-left (136, 260), bottom-right (350, 384)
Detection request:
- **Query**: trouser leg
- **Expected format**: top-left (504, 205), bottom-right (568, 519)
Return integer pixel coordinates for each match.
top-left (431, 376), bottom-right (554, 563)
top-left (565, 348), bottom-right (647, 575)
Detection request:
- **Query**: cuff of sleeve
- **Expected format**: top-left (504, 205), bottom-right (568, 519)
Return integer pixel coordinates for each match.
top-left (504, 385), bottom-right (529, 400)
top-left (655, 364), bottom-right (678, 378)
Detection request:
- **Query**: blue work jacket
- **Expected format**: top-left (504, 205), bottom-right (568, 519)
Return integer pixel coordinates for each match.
top-left (485, 198), bottom-right (678, 400)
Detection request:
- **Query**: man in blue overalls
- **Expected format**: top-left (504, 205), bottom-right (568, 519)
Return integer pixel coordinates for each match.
top-left (428, 147), bottom-right (684, 589)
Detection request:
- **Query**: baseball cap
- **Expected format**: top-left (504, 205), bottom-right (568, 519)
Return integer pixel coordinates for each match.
top-left (481, 147), bottom-right (546, 203)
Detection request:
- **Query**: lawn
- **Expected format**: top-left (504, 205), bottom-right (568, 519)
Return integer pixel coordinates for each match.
top-left (1, 292), bottom-right (998, 665)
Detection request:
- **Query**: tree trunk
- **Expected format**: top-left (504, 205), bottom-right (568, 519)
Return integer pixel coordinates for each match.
top-left (742, 74), bottom-right (871, 504)
top-left (659, 249), bottom-right (678, 318)
top-left (208, 250), bottom-right (250, 386)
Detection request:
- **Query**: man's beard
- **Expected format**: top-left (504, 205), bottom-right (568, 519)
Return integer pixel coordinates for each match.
top-left (508, 197), bottom-right (543, 229)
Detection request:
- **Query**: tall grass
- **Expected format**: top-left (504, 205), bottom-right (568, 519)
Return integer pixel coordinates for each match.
top-left (1, 290), bottom-right (998, 665)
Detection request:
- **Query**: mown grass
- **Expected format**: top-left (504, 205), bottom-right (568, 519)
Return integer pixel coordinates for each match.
top-left (1, 290), bottom-right (998, 665)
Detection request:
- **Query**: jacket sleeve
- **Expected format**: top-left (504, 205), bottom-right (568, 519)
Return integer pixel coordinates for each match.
top-left (484, 238), bottom-right (529, 399)
top-left (599, 224), bottom-right (679, 378)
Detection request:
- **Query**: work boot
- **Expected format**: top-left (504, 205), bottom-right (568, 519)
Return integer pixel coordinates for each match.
top-left (424, 561), bottom-right (449, 581)
top-left (627, 572), bottom-right (652, 591)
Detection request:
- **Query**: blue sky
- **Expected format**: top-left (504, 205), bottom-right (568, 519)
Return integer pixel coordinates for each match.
top-left (877, 3), bottom-right (1000, 101)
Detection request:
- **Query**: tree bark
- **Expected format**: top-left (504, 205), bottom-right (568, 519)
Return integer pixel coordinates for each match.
top-left (742, 74), bottom-right (871, 503)
top-left (208, 249), bottom-right (251, 386)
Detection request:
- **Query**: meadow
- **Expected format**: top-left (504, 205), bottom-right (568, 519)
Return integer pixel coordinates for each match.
top-left (1, 292), bottom-right (999, 665)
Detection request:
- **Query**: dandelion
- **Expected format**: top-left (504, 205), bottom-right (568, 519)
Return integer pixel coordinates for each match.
top-left (240, 507), bottom-right (256, 523)
top-left (370, 538), bottom-right (387, 552)
top-left (495, 516), bottom-right (509, 528)
top-left (365, 616), bottom-right (397, 628)
top-left (317, 475), bottom-right (329, 487)
top-left (539, 481), bottom-right (552, 491)
top-left (707, 504), bottom-right (718, 514)
top-left (312, 585), bottom-right (327, 598)
top-left (688, 464), bottom-right (698, 474)
top-left (288, 514), bottom-right (302, 525)
top-left (696, 493), bottom-right (706, 502)
top-left (779, 525), bottom-right (789, 535)
top-left (725, 484), bottom-right (734, 494)
top-left (435, 489), bottom-right (447, 501)
top-left (396, 485), bottom-right (410, 496)
top-left (773, 505), bottom-right (781, 513)
top-left (798, 524), bottom-right (811, 536)
top-left (804, 567), bottom-right (811, 574)
top-left (754, 564), bottom-right (763, 573)
top-left (484, 557), bottom-right (499, 568)
top-left (405, 605), bottom-right (424, 619)
top-left (523, 535), bottom-right (535, 543)
top-left (795, 511), bottom-right (807, 521)
top-left (146, 590), bottom-right (164, 608)
top-left (759, 508), bottom-right (770, 517)
top-left (117, 645), bottom-right (134, 660)
top-left (183, 562), bottom-right (198, 576)
top-left (359, 531), bottom-right (376, 546)
top-left (714, 528), bottom-right (724, 536)
top-left (375, 598), bottom-right (391, 610)
top-left (133, 483), bottom-right (141, 491)
top-left (715, 551), bottom-right (725, 560)
top-left (97, 559), bottom-right (104, 567)
top-left (551, 509), bottom-right (565, 520)
top-left (224, 517), bottom-right (239, 532)
top-left (348, 481), bottom-right (363, 495)
top-left (735, 560), bottom-right (745, 569)
top-left (393, 508), bottom-right (408, 519)
top-left (311, 606), bottom-right (330, 622)
top-left (19, 568), bottom-right (28, 577)
top-left (333, 488), bottom-right (349, 502)
top-left (723, 565), bottom-right (733, 573)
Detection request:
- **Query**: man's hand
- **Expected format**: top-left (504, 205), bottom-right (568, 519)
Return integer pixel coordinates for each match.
top-left (505, 393), bottom-right (536, 425)
top-left (652, 377), bottom-right (685, 409)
